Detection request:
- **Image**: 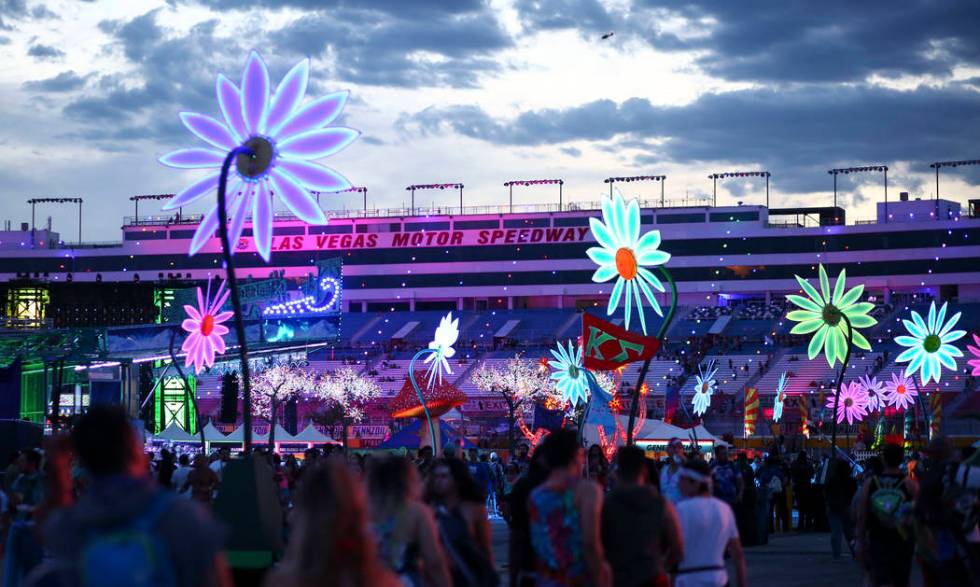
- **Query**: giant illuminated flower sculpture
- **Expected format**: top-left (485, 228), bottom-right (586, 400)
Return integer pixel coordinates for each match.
top-left (423, 312), bottom-right (459, 388)
top-left (587, 193), bottom-right (671, 335)
top-left (786, 265), bottom-right (876, 366)
top-left (826, 380), bottom-right (868, 425)
top-left (548, 340), bottom-right (590, 406)
top-left (968, 333), bottom-right (980, 376)
top-left (895, 301), bottom-right (965, 385)
top-left (160, 51), bottom-right (358, 261)
top-left (181, 280), bottom-right (232, 374)
top-left (772, 372), bottom-right (789, 422)
top-left (859, 375), bottom-right (886, 413)
top-left (691, 360), bottom-right (718, 417)
top-left (884, 372), bottom-right (917, 412)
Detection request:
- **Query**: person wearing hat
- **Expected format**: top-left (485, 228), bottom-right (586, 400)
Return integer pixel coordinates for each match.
top-left (673, 459), bottom-right (747, 587)
top-left (659, 438), bottom-right (686, 505)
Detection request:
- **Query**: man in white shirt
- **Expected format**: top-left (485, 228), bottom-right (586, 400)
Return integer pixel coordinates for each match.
top-left (171, 453), bottom-right (192, 494)
top-left (674, 459), bottom-right (748, 587)
top-left (659, 437), bottom-right (686, 505)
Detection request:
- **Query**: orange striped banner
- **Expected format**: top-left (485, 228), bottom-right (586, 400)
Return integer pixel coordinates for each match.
top-left (799, 398), bottom-right (810, 438)
top-left (744, 387), bottom-right (759, 437)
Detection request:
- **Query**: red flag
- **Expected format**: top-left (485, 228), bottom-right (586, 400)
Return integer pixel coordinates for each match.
top-left (582, 313), bottom-right (661, 371)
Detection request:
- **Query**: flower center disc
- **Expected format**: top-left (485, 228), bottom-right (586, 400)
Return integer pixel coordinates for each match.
top-left (568, 365), bottom-right (579, 379)
top-left (923, 334), bottom-right (941, 353)
top-left (200, 314), bottom-right (215, 336)
top-left (615, 248), bottom-right (638, 280)
top-left (701, 383), bottom-right (709, 393)
top-left (897, 385), bottom-right (906, 395)
top-left (237, 136), bottom-right (275, 179)
top-left (822, 304), bottom-right (842, 326)
top-left (844, 398), bottom-right (853, 407)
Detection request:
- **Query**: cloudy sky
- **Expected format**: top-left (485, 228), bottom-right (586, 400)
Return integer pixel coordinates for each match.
top-left (2, 0), bottom-right (979, 240)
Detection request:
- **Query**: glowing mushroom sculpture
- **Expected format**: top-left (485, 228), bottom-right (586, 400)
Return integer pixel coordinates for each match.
top-left (389, 373), bottom-right (466, 453)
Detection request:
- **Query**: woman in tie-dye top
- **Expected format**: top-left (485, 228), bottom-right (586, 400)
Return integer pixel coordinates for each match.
top-left (528, 430), bottom-right (611, 587)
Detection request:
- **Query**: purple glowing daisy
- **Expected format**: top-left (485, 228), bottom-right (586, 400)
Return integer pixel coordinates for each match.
top-left (160, 51), bottom-right (359, 261)
top-left (858, 375), bottom-right (886, 413)
top-left (825, 380), bottom-right (868, 425)
top-left (181, 279), bottom-right (232, 374)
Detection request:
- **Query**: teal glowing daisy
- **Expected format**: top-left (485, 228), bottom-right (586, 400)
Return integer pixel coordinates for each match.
top-left (587, 193), bottom-right (671, 335)
top-left (548, 340), bottom-right (590, 406)
top-left (785, 265), bottom-right (876, 367)
top-left (895, 301), bottom-right (965, 385)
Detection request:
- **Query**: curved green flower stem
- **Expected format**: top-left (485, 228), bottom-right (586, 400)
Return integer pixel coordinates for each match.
top-left (169, 328), bottom-right (206, 451)
top-left (217, 147), bottom-right (255, 454)
top-left (829, 314), bottom-right (853, 457)
top-left (627, 267), bottom-right (678, 446)
top-left (408, 349), bottom-right (440, 457)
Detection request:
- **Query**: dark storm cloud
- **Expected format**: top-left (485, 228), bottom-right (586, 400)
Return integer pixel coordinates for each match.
top-left (631, 0), bottom-right (980, 83)
top-left (23, 70), bottom-right (88, 92)
top-left (27, 43), bottom-right (64, 59)
top-left (268, 2), bottom-right (513, 88)
top-left (400, 85), bottom-right (980, 192)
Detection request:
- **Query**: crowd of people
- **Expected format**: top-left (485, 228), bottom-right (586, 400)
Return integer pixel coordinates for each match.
top-left (1, 405), bottom-right (980, 586)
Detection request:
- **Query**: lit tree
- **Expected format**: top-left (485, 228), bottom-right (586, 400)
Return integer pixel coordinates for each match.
top-left (472, 355), bottom-right (556, 453)
top-left (313, 367), bottom-right (382, 453)
top-left (248, 363), bottom-right (314, 449)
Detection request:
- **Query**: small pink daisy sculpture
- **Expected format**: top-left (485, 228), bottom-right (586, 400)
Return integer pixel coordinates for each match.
top-left (884, 372), bottom-right (918, 412)
top-left (181, 280), bottom-right (232, 373)
top-left (859, 375), bottom-right (886, 413)
top-left (968, 333), bottom-right (980, 376)
top-left (826, 380), bottom-right (868, 425)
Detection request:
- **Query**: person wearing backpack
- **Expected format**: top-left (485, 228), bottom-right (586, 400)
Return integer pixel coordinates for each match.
top-left (710, 445), bottom-right (743, 509)
top-left (42, 406), bottom-right (232, 587)
top-left (856, 443), bottom-right (918, 587)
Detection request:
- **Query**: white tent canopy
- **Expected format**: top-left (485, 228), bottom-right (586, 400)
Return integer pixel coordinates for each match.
top-left (291, 423), bottom-right (334, 444)
top-left (155, 422), bottom-right (198, 443)
top-left (202, 421), bottom-right (230, 442)
top-left (583, 416), bottom-right (726, 448)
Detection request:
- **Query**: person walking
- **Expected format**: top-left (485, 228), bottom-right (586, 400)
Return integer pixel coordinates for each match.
top-left (673, 459), bottom-right (748, 587)
top-left (184, 454), bottom-right (220, 505)
top-left (856, 444), bottom-right (918, 587)
top-left (367, 455), bottom-right (452, 587)
top-left (710, 446), bottom-right (743, 509)
top-left (264, 459), bottom-right (398, 587)
top-left (426, 458), bottom-right (497, 586)
top-left (528, 429), bottom-right (611, 587)
top-left (659, 438), bottom-right (685, 506)
top-left (824, 458), bottom-right (856, 560)
top-left (172, 453), bottom-right (192, 495)
top-left (602, 446), bottom-right (683, 587)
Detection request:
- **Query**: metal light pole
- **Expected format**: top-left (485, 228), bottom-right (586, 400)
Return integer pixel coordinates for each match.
top-left (405, 183), bottom-right (464, 216)
top-left (930, 159), bottom-right (980, 216)
top-left (27, 197), bottom-right (84, 244)
top-left (603, 175), bottom-right (666, 207)
top-left (503, 179), bottom-right (565, 213)
top-left (828, 166), bottom-right (888, 223)
top-left (327, 186), bottom-right (368, 214)
top-left (707, 171), bottom-right (771, 208)
top-left (130, 194), bottom-right (174, 225)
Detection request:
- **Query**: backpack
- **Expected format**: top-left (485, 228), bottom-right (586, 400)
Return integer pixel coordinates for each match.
top-left (78, 492), bottom-right (178, 587)
top-left (870, 475), bottom-right (911, 531)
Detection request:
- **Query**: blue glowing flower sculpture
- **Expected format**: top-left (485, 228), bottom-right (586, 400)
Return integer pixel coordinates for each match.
top-left (786, 265), bottom-right (876, 367)
top-left (587, 193), bottom-right (670, 335)
top-left (160, 51), bottom-right (359, 261)
top-left (895, 301), bottom-right (965, 385)
top-left (773, 372), bottom-right (789, 422)
top-left (548, 340), bottom-right (590, 406)
top-left (691, 360), bottom-right (718, 417)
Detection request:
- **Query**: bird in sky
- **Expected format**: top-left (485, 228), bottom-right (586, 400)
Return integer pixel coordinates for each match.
top-left (601, 32), bottom-right (615, 40)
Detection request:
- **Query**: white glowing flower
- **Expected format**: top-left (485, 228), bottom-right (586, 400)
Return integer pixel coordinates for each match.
top-left (895, 301), bottom-right (966, 385)
top-left (586, 193), bottom-right (671, 335)
top-left (773, 372), bottom-right (789, 422)
top-left (161, 51), bottom-right (358, 261)
top-left (548, 340), bottom-right (590, 406)
top-left (423, 312), bottom-right (459, 388)
top-left (691, 360), bottom-right (718, 417)
top-left (859, 375), bottom-right (886, 413)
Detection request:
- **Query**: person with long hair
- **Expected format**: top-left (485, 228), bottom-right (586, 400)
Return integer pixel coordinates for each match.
top-left (367, 455), bottom-right (452, 587)
top-left (425, 458), bottom-right (497, 586)
top-left (265, 459), bottom-right (397, 587)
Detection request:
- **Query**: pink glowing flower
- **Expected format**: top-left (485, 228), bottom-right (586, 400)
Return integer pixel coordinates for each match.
top-left (968, 333), bottom-right (980, 376)
top-left (181, 280), bottom-right (232, 373)
top-left (859, 375), bottom-right (886, 413)
top-left (825, 380), bottom-right (868, 425)
top-left (884, 372), bottom-right (918, 412)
